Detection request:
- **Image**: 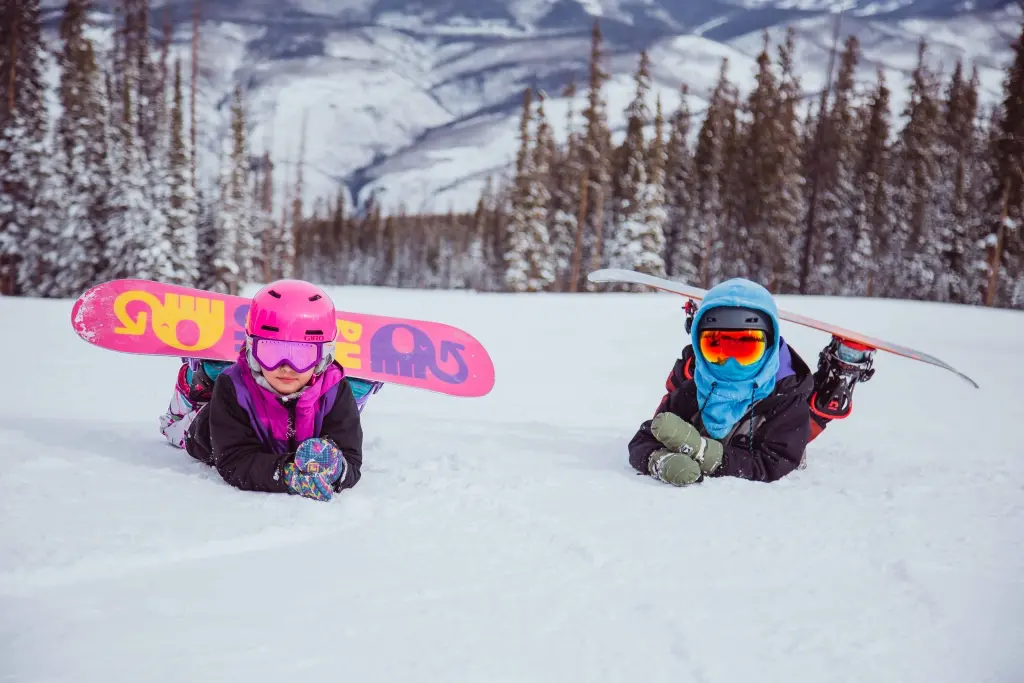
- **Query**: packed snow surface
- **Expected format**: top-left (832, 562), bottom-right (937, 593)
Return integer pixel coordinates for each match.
top-left (1, 287), bottom-right (1022, 682)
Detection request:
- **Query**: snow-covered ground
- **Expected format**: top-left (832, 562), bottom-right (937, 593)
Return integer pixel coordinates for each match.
top-left (1, 287), bottom-right (1022, 682)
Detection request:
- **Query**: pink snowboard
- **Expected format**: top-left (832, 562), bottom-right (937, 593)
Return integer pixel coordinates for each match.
top-left (71, 279), bottom-right (496, 398)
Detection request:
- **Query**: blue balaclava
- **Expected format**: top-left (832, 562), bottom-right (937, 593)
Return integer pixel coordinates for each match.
top-left (691, 278), bottom-right (782, 439)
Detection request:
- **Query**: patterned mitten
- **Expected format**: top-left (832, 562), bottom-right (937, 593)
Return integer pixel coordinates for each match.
top-left (281, 462), bottom-right (333, 502)
top-left (295, 438), bottom-right (346, 484)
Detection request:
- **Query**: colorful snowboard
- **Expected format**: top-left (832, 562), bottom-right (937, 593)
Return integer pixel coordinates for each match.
top-left (71, 279), bottom-right (496, 397)
top-left (587, 269), bottom-right (979, 389)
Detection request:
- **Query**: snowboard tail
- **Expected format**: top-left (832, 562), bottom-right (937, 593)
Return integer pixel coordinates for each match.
top-left (587, 269), bottom-right (979, 389)
top-left (71, 279), bottom-right (495, 397)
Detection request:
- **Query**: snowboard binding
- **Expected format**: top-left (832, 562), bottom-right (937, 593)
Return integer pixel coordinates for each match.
top-left (811, 336), bottom-right (876, 420)
top-left (182, 358), bottom-right (228, 406)
top-left (683, 299), bottom-right (699, 334)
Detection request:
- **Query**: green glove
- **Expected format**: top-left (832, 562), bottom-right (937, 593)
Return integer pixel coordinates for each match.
top-left (648, 448), bottom-right (702, 486)
top-left (649, 412), bottom-right (724, 483)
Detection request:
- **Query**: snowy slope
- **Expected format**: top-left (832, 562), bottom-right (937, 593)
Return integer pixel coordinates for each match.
top-left (1, 288), bottom-right (1023, 681)
top-left (38, 0), bottom-right (1020, 214)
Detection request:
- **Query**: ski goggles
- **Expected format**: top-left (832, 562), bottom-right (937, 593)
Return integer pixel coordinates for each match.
top-left (250, 337), bottom-right (325, 374)
top-left (698, 329), bottom-right (768, 366)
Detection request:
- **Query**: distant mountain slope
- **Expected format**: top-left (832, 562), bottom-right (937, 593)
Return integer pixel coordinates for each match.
top-left (40, 0), bottom-right (1018, 213)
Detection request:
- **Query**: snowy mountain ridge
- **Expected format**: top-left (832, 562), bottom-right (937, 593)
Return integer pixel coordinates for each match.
top-left (38, 0), bottom-right (1021, 214)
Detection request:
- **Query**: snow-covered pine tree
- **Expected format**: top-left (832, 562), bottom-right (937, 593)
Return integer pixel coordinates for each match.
top-left (103, 37), bottom-right (174, 284)
top-left (210, 157), bottom-right (241, 293)
top-left (931, 60), bottom-right (982, 303)
top-left (847, 68), bottom-right (892, 297)
top-left (126, 0), bottom-right (161, 163)
top-left (262, 152), bottom-right (294, 281)
top-left (572, 20), bottom-right (612, 291)
top-left (984, 20), bottom-right (1024, 308)
top-left (52, 0), bottom-right (112, 297)
top-left (529, 90), bottom-right (556, 288)
top-left (317, 192), bottom-right (343, 284)
top-left (692, 59), bottom-right (737, 288)
top-left (503, 87), bottom-right (555, 292)
top-left (643, 95), bottom-right (669, 277)
top-left (768, 28), bottom-right (807, 292)
top-left (225, 87), bottom-right (260, 287)
top-left (192, 182), bottom-right (217, 289)
top-left (605, 51), bottom-right (666, 286)
top-left (166, 59), bottom-right (199, 286)
top-left (0, 0), bottom-right (51, 295)
top-left (809, 36), bottom-right (862, 295)
top-left (548, 79), bottom-right (581, 291)
top-left (727, 34), bottom-right (778, 283)
top-left (884, 41), bottom-right (942, 300)
top-left (663, 83), bottom-right (699, 283)
top-left (141, 22), bottom-right (176, 288)
top-left (465, 180), bottom-right (493, 291)
top-left (965, 102), bottom-right (1000, 303)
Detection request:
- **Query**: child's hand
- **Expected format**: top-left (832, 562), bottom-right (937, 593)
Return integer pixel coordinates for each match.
top-left (648, 449), bottom-right (702, 486)
top-left (281, 462), bottom-right (333, 501)
top-left (649, 413), bottom-right (723, 485)
top-left (295, 438), bottom-right (346, 484)
top-left (652, 412), bottom-right (702, 454)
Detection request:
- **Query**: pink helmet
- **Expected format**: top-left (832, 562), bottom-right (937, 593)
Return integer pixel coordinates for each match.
top-left (246, 280), bottom-right (337, 344)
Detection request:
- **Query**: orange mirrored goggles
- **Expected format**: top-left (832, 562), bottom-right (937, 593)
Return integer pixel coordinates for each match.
top-left (698, 329), bottom-right (768, 366)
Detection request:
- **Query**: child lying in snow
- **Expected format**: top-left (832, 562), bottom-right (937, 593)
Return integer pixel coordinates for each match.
top-left (159, 279), bottom-right (383, 501)
top-left (628, 277), bottom-right (875, 486)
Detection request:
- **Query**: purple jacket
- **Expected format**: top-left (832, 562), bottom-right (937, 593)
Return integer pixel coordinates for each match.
top-left (185, 355), bottom-right (364, 493)
top-left (225, 358), bottom-right (344, 454)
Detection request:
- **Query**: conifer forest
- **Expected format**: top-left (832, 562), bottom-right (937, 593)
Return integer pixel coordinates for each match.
top-left (2, 0), bottom-right (1023, 308)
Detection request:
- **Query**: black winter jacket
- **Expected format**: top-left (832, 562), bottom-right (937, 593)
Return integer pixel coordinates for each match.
top-left (186, 372), bottom-right (364, 494)
top-left (628, 343), bottom-right (816, 483)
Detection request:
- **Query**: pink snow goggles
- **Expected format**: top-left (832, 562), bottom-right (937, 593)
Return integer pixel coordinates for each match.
top-left (250, 337), bottom-right (325, 373)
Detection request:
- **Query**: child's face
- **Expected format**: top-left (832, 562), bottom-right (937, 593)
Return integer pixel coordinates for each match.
top-left (262, 364), bottom-right (315, 393)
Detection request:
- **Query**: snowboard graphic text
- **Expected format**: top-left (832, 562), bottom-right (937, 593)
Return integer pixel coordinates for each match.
top-left (73, 280), bottom-right (495, 397)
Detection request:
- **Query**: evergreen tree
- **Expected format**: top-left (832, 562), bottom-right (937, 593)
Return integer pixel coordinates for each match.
top-left (48, 0), bottom-right (111, 296)
top-left (847, 68), bottom-right (892, 297)
top-left (606, 51), bottom-right (665, 282)
top-left (167, 59), bottom-right (199, 286)
top-left (692, 59), bottom-right (738, 287)
top-left (726, 33), bottom-right (779, 283)
top-left (985, 21), bottom-right (1024, 308)
top-left (212, 85), bottom-right (257, 293)
top-left (885, 41), bottom-right (942, 299)
top-left (663, 84), bottom-right (698, 283)
top-left (104, 50), bottom-right (174, 284)
top-left (465, 179), bottom-right (493, 291)
top-left (931, 61), bottom-right (982, 303)
top-left (193, 184), bottom-right (216, 289)
top-left (503, 88), bottom-right (555, 292)
top-left (548, 79), bottom-right (581, 291)
top-left (0, 0), bottom-right (50, 295)
top-left (809, 35), bottom-right (861, 295)
top-left (572, 20), bottom-right (612, 291)
top-left (768, 28), bottom-right (806, 291)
